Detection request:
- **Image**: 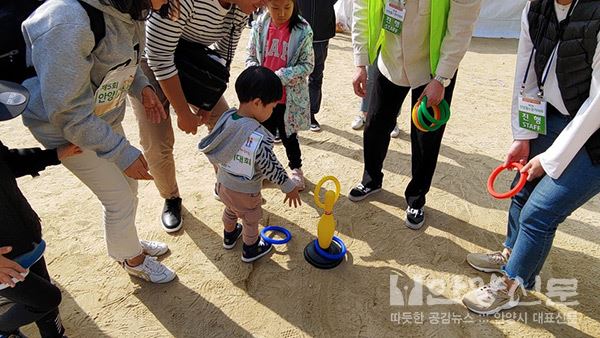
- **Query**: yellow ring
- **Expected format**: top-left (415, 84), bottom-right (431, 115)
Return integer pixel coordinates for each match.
top-left (412, 101), bottom-right (428, 132)
top-left (314, 176), bottom-right (341, 209)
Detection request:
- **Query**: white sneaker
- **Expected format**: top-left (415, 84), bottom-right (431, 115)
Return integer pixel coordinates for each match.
top-left (351, 115), bottom-right (365, 130)
top-left (462, 276), bottom-right (521, 315)
top-left (390, 125), bottom-right (400, 138)
top-left (290, 168), bottom-right (305, 191)
top-left (140, 240), bottom-right (169, 257)
top-left (123, 256), bottom-right (176, 284)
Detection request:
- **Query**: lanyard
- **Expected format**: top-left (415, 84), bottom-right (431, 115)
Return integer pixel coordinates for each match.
top-left (521, 0), bottom-right (578, 98)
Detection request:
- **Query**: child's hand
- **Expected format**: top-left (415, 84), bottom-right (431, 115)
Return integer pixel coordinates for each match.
top-left (57, 143), bottom-right (82, 161)
top-left (0, 246), bottom-right (26, 288)
top-left (284, 186), bottom-right (302, 208)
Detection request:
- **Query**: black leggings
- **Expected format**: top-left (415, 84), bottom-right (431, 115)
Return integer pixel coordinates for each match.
top-left (0, 257), bottom-right (64, 338)
top-left (261, 104), bottom-right (302, 170)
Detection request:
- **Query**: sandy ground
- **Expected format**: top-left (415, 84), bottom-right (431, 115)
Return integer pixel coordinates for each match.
top-left (3, 31), bottom-right (600, 338)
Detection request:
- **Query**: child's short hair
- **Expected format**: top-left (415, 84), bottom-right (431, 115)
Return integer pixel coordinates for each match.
top-left (235, 66), bottom-right (283, 104)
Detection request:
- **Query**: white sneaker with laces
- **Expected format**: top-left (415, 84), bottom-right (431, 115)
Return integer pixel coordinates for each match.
top-left (290, 168), bottom-right (305, 191)
top-left (140, 240), bottom-right (169, 257)
top-left (351, 115), bottom-right (365, 130)
top-left (123, 255), bottom-right (176, 284)
top-left (462, 276), bottom-right (521, 315)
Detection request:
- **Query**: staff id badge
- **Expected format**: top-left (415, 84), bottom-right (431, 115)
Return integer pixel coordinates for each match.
top-left (518, 95), bottom-right (547, 135)
top-left (383, 0), bottom-right (405, 35)
top-left (93, 63), bottom-right (137, 117)
top-left (222, 132), bottom-right (264, 180)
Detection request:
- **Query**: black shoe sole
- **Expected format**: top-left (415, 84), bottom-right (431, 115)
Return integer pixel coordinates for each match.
top-left (348, 187), bottom-right (382, 202)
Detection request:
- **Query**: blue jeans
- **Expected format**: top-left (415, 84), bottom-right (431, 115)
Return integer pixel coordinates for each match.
top-left (502, 111), bottom-right (600, 289)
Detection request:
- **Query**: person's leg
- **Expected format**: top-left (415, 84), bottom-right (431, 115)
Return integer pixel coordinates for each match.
top-left (130, 60), bottom-right (182, 231)
top-left (273, 104), bottom-right (301, 170)
top-left (60, 148), bottom-right (143, 262)
top-left (218, 187), bottom-right (263, 246)
top-left (236, 192), bottom-right (271, 262)
top-left (281, 132), bottom-right (302, 170)
top-left (261, 104), bottom-right (283, 137)
top-left (463, 113), bottom-right (600, 315)
top-left (504, 125), bottom-right (559, 251)
top-left (467, 109), bottom-right (568, 273)
top-left (219, 185), bottom-right (239, 234)
top-left (0, 258), bottom-right (64, 338)
top-left (404, 73), bottom-right (457, 210)
top-left (216, 184), bottom-right (244, 249)
top-left (309, 40), bottom-right (329, 130)
top-left (503, 115), bottom-right (600, 289)
top-left (360, 67), bottom-right (409, 189)
top-left (130, 60), bottom-right (179, 200)
top-left (273, 104), bottom-right (304, 188)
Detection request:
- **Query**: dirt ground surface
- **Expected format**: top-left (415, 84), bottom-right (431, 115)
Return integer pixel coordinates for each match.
top-left (4, 31), bottom-right (600, 338)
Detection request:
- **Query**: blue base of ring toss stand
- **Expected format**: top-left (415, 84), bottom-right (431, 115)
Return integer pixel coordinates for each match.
top-left (304, 236), bottom-right (346, 269)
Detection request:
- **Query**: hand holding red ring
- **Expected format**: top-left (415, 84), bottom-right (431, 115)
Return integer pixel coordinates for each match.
top-left (487, 162), bottom-right (528, 199)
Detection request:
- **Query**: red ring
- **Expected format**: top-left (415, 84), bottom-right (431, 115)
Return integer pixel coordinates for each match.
top-left (487, 162), bottom-right (528, 199)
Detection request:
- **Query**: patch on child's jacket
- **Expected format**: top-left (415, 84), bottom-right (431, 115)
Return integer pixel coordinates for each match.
top-left (222, 131), bottom-right (263, 179)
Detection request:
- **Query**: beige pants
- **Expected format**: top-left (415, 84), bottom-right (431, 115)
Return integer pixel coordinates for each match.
top-left (130, 59), bottom-right (229, 199)
top-left (60, 125), bottom-right (143, 261)
top-left (218, 184), bottom-right (263, 245)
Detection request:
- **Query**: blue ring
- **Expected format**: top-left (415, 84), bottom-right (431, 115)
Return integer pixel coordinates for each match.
top-left (260, 226), bottom-right (292, 245)
top-left (314, 236), bottom-right (347, 261)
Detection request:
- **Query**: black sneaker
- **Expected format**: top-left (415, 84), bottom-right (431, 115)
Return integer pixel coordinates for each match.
top-left (348, 183), bottom-right (382, 202)
top-left (310, 115), bottom-right (321, 132)
top-left (241, 238), bottom-right (273, 263)
top-left (405, 206), bottom-right (425, 230)
top-left (223, 223), bottom-right (243, 249)
top-left (161, 197), bottom-right (182, 233)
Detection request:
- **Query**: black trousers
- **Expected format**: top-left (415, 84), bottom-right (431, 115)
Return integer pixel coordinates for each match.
top-left (261, 104), bottom-right (302, 169)
top-left (362, 67), bottom-right (457, 209)
top-left (309, 40), bottom-right (329, 115)
top-left (0, 257), bottom-right (64, 338)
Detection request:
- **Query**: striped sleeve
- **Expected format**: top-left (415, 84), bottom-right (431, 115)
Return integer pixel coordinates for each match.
top-left (145, 1), bottom-right (248, 81)
top-left (255, 138), bottom-right (296, 193)
top-left (144, 0), bottom-right (193, 81)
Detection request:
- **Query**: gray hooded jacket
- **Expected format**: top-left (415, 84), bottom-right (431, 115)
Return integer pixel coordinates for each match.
top-left (199, 108), bottom-right (295, 194)
top-left (21, 0), bottom-right (149, 170)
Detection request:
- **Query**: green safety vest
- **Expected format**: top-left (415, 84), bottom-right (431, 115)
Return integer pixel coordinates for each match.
top-left (366, 0), bottom-right (450, 74)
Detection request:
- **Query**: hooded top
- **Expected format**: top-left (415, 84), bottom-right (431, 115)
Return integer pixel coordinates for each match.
top-left (20, 0), bottom-right (149, 170)
top-left (199, 108), bottom-right (296, 194)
